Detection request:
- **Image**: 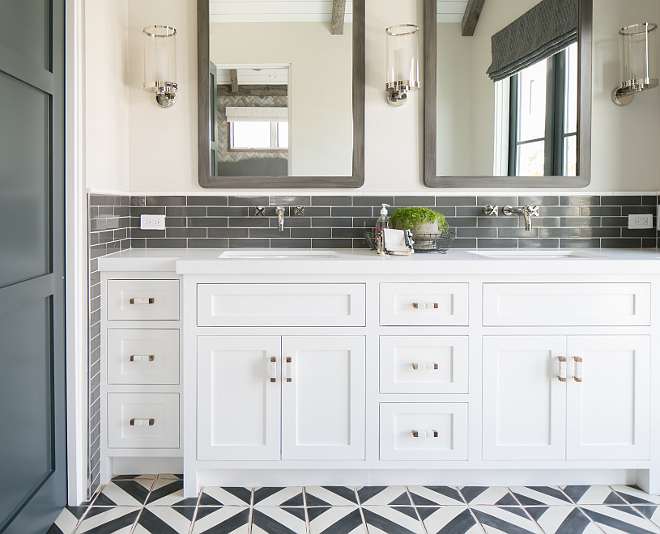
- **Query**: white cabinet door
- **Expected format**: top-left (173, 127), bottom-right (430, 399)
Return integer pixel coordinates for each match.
top-left (566, 336), bottom-right (650, 460)
top-left (281, 336), bottom-right (365, 460)
top-left (483, 336), bottom-right (567, 461)
top-left (197, 336), bottom-right (281, 461)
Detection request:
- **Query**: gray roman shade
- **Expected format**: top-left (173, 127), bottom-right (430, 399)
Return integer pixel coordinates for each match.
top-left (486, 0), bottom-right (578, 82)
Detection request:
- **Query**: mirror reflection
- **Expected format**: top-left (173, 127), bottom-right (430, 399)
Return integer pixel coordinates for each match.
top-left (436, 0), bottom-right (579, 177)
top-left (209, 3), bottom-right (353, 178)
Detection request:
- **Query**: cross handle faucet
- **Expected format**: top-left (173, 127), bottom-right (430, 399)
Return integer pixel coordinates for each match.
top-left (502, 205), bottom-right (539, 231)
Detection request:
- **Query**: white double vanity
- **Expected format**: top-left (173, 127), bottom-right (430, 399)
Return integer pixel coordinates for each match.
top-left (97, 248), bottom-right (660, 498)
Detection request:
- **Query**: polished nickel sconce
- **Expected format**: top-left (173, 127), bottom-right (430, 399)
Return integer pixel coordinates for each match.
top-left (385, 24), bottom-right (420, 107)
top-left (143, 25), bottom-right (178, 108)
top-left (612, 23), bottom-right (658, 106)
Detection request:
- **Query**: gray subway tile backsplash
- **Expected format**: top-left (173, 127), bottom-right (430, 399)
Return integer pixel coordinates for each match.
top-left (90, 194), bottom-right (659, 255)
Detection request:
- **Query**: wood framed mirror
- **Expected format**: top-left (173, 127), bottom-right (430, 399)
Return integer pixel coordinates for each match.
top-left (424, 0), bottom-right (592, 188)
top-left (198, 0), bottom-right (364, 188)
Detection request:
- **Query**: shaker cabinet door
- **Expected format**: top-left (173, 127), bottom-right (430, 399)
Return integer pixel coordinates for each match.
top-left (482, 336), bottom-right (567, 461)
top-left (566, 336), bottom-right (650, 460)
top-left (197, 336), bottom-right (281, 461)
top-left (281, 336), bottom-right (365, 461)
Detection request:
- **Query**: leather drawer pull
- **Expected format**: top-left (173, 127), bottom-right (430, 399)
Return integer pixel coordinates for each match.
top-left (129, 355), bottom-right (155, 362)
top-left (412, 430), bottom-right (439, 438)
top-left (412, 303), bottom-right (439, 309)
top-left (412, 362), bottom-right (439, 370)
top-left (129, 298), bottom-right (155, 305)
top-left (130, 418), bottom-right (155, 426)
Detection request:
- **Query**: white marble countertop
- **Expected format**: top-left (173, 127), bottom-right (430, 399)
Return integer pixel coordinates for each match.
top-left (96, 248), bottom-right (660, 276)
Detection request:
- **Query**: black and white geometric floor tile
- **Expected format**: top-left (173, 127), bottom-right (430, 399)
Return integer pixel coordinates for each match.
top-left (199, 487), bottom-right (253, 507)
top-left (509, 487), bottom-right (573, 507)
top-left (145, 479), bottom-right (198, 507)
top-left (253, 487), bottom-right (305, 507)
top-left (459, 487), bottom-right (519, 507)
top-left (416, 506), bottom-right (484, 534)
top-left (190, 506), bottom-right (251, 534)
top-left (111, 474), bottom-right (157, 482)
top-left (251, 506), bottom-right (307, 534)
top-left (580, 505), bottom-right (660, 534)
top-left (358, 487), bottom-right (412, 507)
top-left (132, 507), bottom-right (194, 534)
top-left (407, 486), bottom-right (465, 506)
top-left (525, 506), bottom-right (602, 534)
top-left (72, 506), bottom-right (141, 534)
top-left (561, 486), bottom-right (628, 506)
top-left (307, 506), bottom-right (365, 534)
top-left (612, 487), bottom-right (660, 506)
top-left (46, 506), bottom-right (89, 534)
top-left (471, 506), bottom-right (543, 534)
top-left (305, 487), bottom-right (359, 507)
top-left (94, 480), bottom-right (154, 506)
top-left (361, 506), bottom-right (425, 534)
top-left (635, 505), bottom-right (660, 526)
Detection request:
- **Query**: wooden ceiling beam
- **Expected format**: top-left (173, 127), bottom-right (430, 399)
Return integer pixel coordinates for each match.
top-left (331, 0), bottom-right (346, 35)
top-left (462, 0), bottom-right (486, 36)
top-left (230, 69), bottom-right (238, 93)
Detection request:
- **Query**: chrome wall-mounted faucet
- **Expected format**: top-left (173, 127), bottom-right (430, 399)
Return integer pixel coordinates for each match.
top-left (482, 205), bottom-right (499, 216)
top-left (275, 206), bottom-right (286, 232)
top-left (502, 205), bottom-right (539, 231)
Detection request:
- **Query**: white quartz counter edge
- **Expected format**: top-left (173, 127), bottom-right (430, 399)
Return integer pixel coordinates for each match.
top-left (96, 248), bottom-right (660, 275)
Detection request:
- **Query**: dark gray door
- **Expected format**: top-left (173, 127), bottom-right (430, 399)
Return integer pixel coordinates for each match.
top-left (0, 1), bottom-right (67, 533)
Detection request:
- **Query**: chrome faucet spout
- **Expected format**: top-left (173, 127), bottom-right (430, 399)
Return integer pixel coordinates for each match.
top-left (275, 206), bottom-right (286, 232)
top-left (502, 205), bottom-right (539, 231)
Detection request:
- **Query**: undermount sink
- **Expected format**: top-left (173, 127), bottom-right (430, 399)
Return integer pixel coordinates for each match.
top-left (219, 250), bottom-right (341, 259)
top-left (467, 250), bottom-right (604, 259)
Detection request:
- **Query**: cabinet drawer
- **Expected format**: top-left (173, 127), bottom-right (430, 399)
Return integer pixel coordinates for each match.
top-left (380, 283), bottom-right (468, 326)
top-left (483, 283), bottom-right (651, 326)
top-left (107, 393), bottom-right (179, 449)
top-left (107, 329), bottom-right (180, 385)
top-left (380, 336), bottom-right (468, 394)
top-left (107, 279), bottom-right (180, 321)
top-left (380, 403), bottom-right (468, 461)
top-left (197, 284), bottom-right (366, 327)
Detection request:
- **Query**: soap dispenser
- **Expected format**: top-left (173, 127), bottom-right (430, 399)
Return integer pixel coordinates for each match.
top-left (374, 204), bottom-right (391, 253)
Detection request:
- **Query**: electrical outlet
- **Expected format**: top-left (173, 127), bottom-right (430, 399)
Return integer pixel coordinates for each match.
top-left (140, 214), bottom-right (165, 230)
top-left (627, 213), bottom-right (654, 230)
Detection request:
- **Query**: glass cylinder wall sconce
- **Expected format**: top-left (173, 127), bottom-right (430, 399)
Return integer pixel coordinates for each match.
top-left (612, 22), bottom-right (658, 106)
top-left (143, 25), bottom-right (178, 108)
top-left (385, 24), bottom-right (420, 107)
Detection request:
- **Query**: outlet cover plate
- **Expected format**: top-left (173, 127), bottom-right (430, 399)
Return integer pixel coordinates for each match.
top-left (628, 213), bottom-right (654, 229)
top-left (140, 214), bottom-right (166, 230)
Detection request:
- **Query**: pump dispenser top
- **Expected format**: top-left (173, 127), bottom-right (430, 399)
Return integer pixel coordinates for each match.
top-left (376, 204), bottom-right (391, 233)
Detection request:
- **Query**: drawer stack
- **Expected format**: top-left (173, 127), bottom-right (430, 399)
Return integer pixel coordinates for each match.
top-left (102, 277), bottom-right (182, 474)
top-left (378, 282), bottom-right (469, 462)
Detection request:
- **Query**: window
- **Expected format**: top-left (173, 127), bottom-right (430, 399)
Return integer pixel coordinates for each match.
top-left (508, 42), bottom-right (578, 176)
top-left (230, 121), bottom-right (288, 150)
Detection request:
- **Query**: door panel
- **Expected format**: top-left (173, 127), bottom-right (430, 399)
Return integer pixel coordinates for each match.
top-left (197, 336), bottom-right (281, 461)
top-left (0, 0), bottom-right (66, 531)
top-left (281, 336), bottom-right (365, 460)
top-left (0, 0), bottom-right (51, 71)
top-left (483, 336), bottom-right (566, 461)
top-left (566, 336), bottom-right (650, 460)
top-left (0, 72), bottom-right (50, 288)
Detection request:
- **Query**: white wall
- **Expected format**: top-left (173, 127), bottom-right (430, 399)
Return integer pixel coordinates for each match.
top-left (85, 0), bottom-right (130, 191)
top-left (86, 0), bottom-right (660, 194)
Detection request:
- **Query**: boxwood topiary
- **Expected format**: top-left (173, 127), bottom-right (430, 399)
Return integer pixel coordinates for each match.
top-left (390, 207), bottom-right (449, 233)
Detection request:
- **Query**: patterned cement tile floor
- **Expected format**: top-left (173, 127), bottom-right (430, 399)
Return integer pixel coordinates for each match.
top-left (47, 478), bottom-right (660, 534)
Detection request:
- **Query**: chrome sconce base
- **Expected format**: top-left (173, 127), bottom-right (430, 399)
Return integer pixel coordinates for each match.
top-left (145, 82), bottom-right (178, 108)
top-left (386, 89), bottom-right (408, 107)
top-left (611, 79), bottom-right (659, 106)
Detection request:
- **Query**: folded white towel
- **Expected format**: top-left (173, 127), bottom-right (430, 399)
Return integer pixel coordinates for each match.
top-left (382, 229), bottom-right (414, 256)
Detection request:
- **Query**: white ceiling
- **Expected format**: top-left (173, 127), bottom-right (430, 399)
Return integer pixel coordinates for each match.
top-left (210, 0), bottom-right (353, 24)
top-left (437, 0), bottom-right (468, 23)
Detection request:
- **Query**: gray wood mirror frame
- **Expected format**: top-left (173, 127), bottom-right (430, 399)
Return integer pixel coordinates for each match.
top-left (197, 0), bottom-right (365, 188)
top-left (423, 0), bottom-right (592, 188)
